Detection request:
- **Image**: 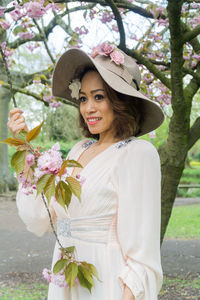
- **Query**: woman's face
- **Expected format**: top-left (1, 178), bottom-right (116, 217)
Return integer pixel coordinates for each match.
top-left (79, 71), bottom-right (115, 138)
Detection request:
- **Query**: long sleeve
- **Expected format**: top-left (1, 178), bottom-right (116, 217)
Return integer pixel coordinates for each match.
top-left (16, 184), bottom-right (55, 236)
top-left (116, 139), bottom-right (163, 300)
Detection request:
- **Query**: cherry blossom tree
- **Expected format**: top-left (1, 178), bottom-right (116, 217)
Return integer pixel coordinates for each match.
top-left (0, 0), bottom-right (200, 241)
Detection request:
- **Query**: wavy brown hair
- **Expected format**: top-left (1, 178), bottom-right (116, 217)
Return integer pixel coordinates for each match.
top-left (78, 68), bottom-right (143, 140)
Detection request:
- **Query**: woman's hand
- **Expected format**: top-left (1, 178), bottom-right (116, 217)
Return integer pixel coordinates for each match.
top-left (122, 284), bottom-right (135, 300)
top-left (7, 107), bottom-right (28, 137)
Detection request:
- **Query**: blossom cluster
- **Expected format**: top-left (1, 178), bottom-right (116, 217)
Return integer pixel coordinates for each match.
top-left (43, 94), bottom-right (62, 108)
top-left (91, 42), bottom-right (124, 65)
top-left (43, 251), bottom-right (79, 288)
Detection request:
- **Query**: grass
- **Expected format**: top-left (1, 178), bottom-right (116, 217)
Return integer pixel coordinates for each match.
top-left (0, 284), bottom-right (48, 300)
top-left (165, 204), bottom-right (200, 239)
top-left (0, 276), bottom-right (200, 300)
top-left (158, 275), bottom-right (200, 299)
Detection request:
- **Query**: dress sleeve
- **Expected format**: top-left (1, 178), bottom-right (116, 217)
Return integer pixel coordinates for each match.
top-left (16, 139), bottom-right (87, 237)
top-left (116, 139), bottom-right (163, 300)
top-left (16, 184), bottom-right (55, 237)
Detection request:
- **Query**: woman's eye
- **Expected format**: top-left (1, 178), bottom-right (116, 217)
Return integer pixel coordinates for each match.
top-left (95, 94), bottom-right (104, 100)
top-left (79, 96), bottom-right (87, 103)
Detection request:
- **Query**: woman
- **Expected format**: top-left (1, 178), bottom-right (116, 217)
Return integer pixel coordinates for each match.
top-left (8, 42), bottom-right (164, 300)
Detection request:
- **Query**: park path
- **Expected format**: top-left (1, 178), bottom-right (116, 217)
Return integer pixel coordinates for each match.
top-left (0, 195), bottom-right (200, 278)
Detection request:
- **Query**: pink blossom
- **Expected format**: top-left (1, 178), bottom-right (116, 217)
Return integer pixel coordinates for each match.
top-left (37, 146), bottom-right (63, 175)
top-left (51, 273), bottom-right (68, 288)
top-left (149, 131), bottom-right (156, 139)
top-left (33, 79), bottom-right (41, 84)
top-left (0, 19), bottom-right (10, 30)
top-left (99, 42), bottom-right (116, 56)
top-left (26, 153), bottom-right (35, 166)
top-left (52, 142), bottom-right (60, 151)
top-left (10, 8), bottom-right (24, 20)
top-left (0, 6), bottom-right (5, 17)
top-left (193, 54), bottom-right (200, 61)
top-left (110, 50), bottom-right (124, 65)
top-left (191, 61), bottom-right (197, 68)
top-left (91, 45), bottom-right (102, 58)
top-left (130, 34), bottom-right (138, 41)
top-left (43, 94), bottom-right (55, 103)
top-left (49, 101), bottom-right (62, 108)
top-left (191, 4), bottom-right (199, 9)
top-left (76, 174), bottom-right (86, 186)
top-left (100, 10), bottom-right (114, 24)
top-left (42, 268), bottom-right (52, 283)
top-left (1, 41), bottom-right (6, 50)
top-left (27, 43), bottom-right (39, 52)
top-left (24, 1), bottom-right (46, 19)
top-left (74, 26), bottom-right (88, 35)
top-left (183, 55), bottom-right (190, 61)
top-left (18, 31), bottom-right (35, 40)
top-left (156, 18), bottom-right (169, 27)
top-left (89, 9), bottom-right (96, 20)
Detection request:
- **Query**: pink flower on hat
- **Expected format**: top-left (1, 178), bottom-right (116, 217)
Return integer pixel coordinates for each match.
top-left (99, 42), bottom-right (116, 56)
top-left (110, 49), bottom-right (124, 65)
top-left (91, 42), bottom-right (124, 65)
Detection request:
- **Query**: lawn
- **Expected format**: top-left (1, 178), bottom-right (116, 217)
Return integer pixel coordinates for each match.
top-left (165, 204), bottom-right (200, 239)
top-left (0, 276), bottom-right (200, 300)
top-left (0, 284), bottom-right (48, 300)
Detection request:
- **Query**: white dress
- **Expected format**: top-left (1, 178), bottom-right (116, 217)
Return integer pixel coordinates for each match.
top-left (16, 136), bottom-right (163, 300)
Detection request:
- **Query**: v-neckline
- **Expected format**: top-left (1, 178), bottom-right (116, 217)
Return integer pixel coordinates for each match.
top-left (70, 140), bottom-right (117, 178)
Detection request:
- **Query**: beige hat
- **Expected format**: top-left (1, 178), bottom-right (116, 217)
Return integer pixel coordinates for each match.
top-left (52, 43), bottom-right (164, 137)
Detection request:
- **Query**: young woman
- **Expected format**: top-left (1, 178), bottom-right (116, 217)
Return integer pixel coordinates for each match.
top-left (8, 43), bottom-right (164, 300)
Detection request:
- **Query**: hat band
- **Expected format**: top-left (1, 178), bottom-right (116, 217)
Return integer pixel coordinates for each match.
top-left (94, 55), bottom-right (140, 91)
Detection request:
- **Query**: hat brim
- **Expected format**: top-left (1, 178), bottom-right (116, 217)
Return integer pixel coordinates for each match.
top-left (52, 48), bottom-right (164, 137)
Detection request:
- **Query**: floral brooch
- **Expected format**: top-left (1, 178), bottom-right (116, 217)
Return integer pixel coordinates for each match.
top-left (68, 79), bottom-right (81, 100)
top-left (91, 42), bottom-right (125, 65)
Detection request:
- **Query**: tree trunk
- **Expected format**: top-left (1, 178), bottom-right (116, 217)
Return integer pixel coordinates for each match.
top-left (0, 88), bottom-right (16, 192)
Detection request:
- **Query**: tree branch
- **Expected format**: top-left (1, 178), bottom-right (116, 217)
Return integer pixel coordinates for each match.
top-left (183, 67), bottom-right (200, 85)
top-left (181, 22), bottom-right (200, 53)
top-left (33, 19), bottom-right (55, 64)
top-left (1, 81), bottom-right (77, 107)
top-left (188, 116), bottom-right (200, 150)
top-left (8, 5), bottom-right (92, 49)
top-left (124, 48), bottom-right (171, 89)
top-left (54, 0), bottom-right (155, 18)
top-left (182, 24), bottom-right (200, 44)
top-left (105, 0), bottom-right (126, 49)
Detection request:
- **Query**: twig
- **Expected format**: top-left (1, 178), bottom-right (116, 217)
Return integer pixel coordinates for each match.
top-left (41, 192), bottom-right (63, 249)
top-left (0, 46), bottom-right (17, 107)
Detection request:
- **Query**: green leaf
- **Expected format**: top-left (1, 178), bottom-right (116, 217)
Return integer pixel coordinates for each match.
top-left (64, 246), bottom-right (75, 254)
top-left (16, 130), bottom-right (28, 140)
top-left (53, 258), bottom-right (68, 274)
top-left (65, 160), bottom-right (83, 169)
top-left (55, 181), bottom-right (66, 211)
top-left (59, 246), bottom-right (75, 257)
top-left (26, 121), bottom-right (44, 142)
top-left (79, 264), bottom-right (94, 286)
top-left (0, 137), bottom-right (26, 146)
top-left (13, 25), bottom-right (26, 36)
top-left (11, 151), bottom-right (26, 176)
top-left (58, 160), bottom-right (82, 177)
top-left (43, 175), bottom-right (56, 203)
top-left (65, 262), bottom-right (78, 289)
top-left (60, 181), bottom-right (72, 208)
top-left (66, 176), bottom-right (81, 201)
top-left (83, 262), bottom-right (101, 282)
top-left (77, 266), bottom-right (92, 293)
top-left (36, 174), bottom-right (51, 195)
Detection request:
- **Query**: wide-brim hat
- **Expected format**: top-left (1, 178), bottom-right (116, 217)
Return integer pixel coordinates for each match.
top-left (52, 46), bottom-right (164, 137)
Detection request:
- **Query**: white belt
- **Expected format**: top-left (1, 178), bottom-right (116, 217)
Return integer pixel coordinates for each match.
top-left (57, 212), bottom-right (116, 244)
